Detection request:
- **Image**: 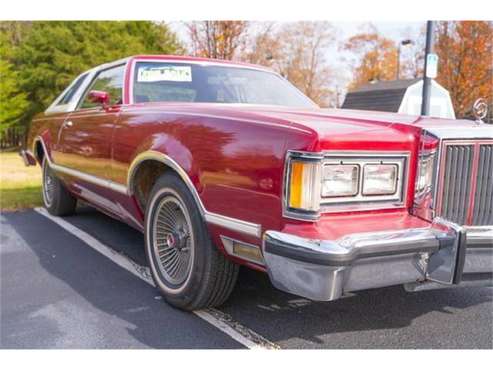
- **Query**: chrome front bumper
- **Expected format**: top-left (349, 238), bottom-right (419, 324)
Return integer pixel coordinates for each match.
top-left (262, 218), bottom-right (493, 301)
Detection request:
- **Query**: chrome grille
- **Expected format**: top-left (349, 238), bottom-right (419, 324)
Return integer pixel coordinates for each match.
top-left (439, 144), bottom-right (473, 225)
top-left (472, 144), bottom-right (493, 225)
top-left (437, 141), bottom-right (493, 226)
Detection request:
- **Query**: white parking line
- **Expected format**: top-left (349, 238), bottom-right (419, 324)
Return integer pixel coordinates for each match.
top-left (34, 207), bottom-right (279, 350)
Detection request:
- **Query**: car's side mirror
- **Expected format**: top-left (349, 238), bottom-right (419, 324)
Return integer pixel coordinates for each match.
top-left (88, 90), bottom-right (110, 107)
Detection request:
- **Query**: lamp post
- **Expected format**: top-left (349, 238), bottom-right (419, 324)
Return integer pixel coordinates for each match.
top-left (396, 39), bottom-right (413, 80)
top-left (421, 21), bottom-right (435, 116)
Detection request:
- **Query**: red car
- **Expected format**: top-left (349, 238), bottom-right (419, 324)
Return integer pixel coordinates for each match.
top-left (21, 55), bottom-right (493, 310)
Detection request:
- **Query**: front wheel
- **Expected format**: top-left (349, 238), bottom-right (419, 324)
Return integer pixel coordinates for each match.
top-left (42, 158), bottom-right (77, 216)
top-left (145, 172), bottom-right (239, 311)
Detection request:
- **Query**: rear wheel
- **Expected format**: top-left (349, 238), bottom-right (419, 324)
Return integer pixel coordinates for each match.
top-left (42, 158), bottom-right (77, 216)
top-left (145, 172), bottom-right (239, 311)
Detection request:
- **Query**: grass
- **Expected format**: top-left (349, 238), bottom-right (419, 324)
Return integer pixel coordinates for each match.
top-left (0, 151), bottom-right (42, 211)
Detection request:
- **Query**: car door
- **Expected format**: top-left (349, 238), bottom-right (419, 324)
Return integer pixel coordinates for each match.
top-left (55, 64), bottom-right (125, 182)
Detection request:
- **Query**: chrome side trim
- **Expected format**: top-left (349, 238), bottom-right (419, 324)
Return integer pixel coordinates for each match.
top-left (208, 213), bottom-right (261, 238)
top-left (128, 150), bottom-right (262, 238)
top-left (35, 139), bottom-right (262, 238)
top-left (34, 136), bottom-right (128, 194)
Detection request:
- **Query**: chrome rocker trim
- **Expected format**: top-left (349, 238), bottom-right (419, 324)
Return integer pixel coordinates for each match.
top-left (262, 219), bottom-right (492, 301)
top-left (34, 138), bottom-right (261, 238)
top-left (34, 138), bottom-right (128, 194)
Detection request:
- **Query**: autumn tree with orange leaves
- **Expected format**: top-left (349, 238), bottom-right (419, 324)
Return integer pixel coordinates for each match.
top-left (344, 24), bottom-right (398, 90)
top-left (434, 21), bottom-right (493, 119)
top-left (344, 21), bottom-right (492, 119)
top-left (186, 21), bottom-right (338, 107)
top-left (187, 21), bottom-right (248, 60)
top-left (241, 22), bottom-right (336, 107)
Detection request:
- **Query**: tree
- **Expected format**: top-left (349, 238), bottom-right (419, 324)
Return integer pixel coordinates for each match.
top-left (187, 21), bottom-right (248, 60)
top-left (277, 22), bottom-right (335, 106)
top-left (344, 24), bottom-right (398, 90)
top-left (434, 21), bottom-right (493, 118)
top-left (0, 33), bottom-right (28, 133)
top-left (397, 26), bottom-right (426, 79)
top-left (241, 22), bottom-right (281, 67)
top-left (241, 22), bottom-right (336, 107)
top-left (0, 21), bottom-right (183, 130)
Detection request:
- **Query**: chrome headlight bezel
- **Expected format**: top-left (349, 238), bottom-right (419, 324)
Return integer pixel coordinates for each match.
top-left (283, 151), bottom-right (410, 221)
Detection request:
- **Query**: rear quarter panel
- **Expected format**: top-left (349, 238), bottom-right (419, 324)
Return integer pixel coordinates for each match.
top-left (27, 112), bottom-right (68, 162)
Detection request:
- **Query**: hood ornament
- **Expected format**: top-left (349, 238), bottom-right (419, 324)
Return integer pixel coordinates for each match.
top-left (472, 98), bottom-right (488, 124)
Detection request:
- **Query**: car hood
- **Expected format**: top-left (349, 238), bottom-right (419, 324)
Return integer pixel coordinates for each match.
top-left (234, 106), bottom-right (422, 151)
top-left (139, 103), bottom-right (423, 151)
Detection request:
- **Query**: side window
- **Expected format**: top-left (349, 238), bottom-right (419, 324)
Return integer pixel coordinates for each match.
top-left (55, 73), bottom-right (88, 106)
top-left (79, 65), bottom-right (125, 109)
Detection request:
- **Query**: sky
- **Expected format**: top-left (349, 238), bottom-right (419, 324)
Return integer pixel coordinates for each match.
top-left (169, 21), bottom-right (425, 100)
top-left (169, 21), bottom-right (424, 47)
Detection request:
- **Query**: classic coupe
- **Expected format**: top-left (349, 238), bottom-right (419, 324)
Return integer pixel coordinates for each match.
top-left (21, 55), bottom-right (493, 310)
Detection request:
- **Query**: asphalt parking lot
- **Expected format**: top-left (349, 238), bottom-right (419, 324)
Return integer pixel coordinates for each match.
top-left (1, 206), bottom-right (492, 349)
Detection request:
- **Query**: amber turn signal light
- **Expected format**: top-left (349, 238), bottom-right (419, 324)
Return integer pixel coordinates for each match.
top-left (288, 160), bottom-right (321, 211)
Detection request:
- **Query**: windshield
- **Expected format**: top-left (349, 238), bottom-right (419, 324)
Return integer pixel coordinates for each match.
top-left (132, 61), bottom-right (317, 108)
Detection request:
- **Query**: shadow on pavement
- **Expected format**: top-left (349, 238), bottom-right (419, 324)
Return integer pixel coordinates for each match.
top-left (1, 211), bottom-right (240, 349)
top-left (222, 268), bottom-right (493, 348)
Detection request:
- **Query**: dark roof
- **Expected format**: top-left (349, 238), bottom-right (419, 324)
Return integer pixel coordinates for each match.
top-left (350, 78), bottom-right (420, 92)
top-left (342, 79), bottom-right (420, 113)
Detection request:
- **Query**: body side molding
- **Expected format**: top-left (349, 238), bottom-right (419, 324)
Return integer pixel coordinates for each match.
top-left (35, 137), bottom-right (262, 238)
top-left (127, 150), bottom-right (262, 238)
top-left (33, 137), bottom-right (127, 194)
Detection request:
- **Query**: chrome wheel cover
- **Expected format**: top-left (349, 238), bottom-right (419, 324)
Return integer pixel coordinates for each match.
top-left (42, 162), bottom-right (55, 207)
top-left (152, 195), bottom-right (194, 286)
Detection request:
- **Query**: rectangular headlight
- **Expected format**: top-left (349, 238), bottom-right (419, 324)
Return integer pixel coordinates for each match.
top-left (288, 160), bottom-right (321, 211)
top-left (362, 164), bottom-right (398, 195)
top-left (322, 164), bottom-right (359, 197)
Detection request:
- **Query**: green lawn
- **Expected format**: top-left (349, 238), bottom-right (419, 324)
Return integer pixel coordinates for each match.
top-left (0, 152), bottom-right (42, 211)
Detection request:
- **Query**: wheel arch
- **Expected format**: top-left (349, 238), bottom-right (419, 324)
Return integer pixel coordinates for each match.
top-left (33, 135), bottom-right (51, 165)
top-left (127, 150), bottom-right (206, 215)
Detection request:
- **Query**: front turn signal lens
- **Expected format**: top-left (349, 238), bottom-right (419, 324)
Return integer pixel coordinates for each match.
top-left (288, 160), bottom-right (321, 211)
